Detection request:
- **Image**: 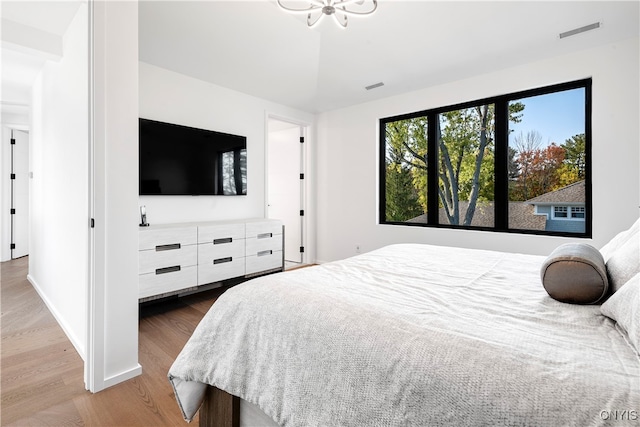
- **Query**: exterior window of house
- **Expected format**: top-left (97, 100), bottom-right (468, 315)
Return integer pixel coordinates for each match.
top-left (571, 207), bottom-right (585, 219)
top-left (554, 206), bottom-right (568, 218)
top-left (379, 79), bottom-right (591, 237)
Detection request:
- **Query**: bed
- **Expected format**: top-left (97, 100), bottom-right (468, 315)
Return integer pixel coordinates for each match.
top-left (169, 220), bottom-right (640, 427)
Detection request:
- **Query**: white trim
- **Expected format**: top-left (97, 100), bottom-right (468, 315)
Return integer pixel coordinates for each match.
top-left (86, 0), bottom-right (104, 393)
top-left (27, 274), bottom-right (86, 359)
top-left (103, 364), bottom-right (143, 389)
top-left (265, 112), bottom-right (314, 265)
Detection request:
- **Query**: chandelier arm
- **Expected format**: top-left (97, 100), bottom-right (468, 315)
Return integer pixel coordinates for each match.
top-left (307, 11), bottom-right (325, 27)
top-left (333, 0), bottom-right (377, 15)
top-left (332, 12), bottom-right (348, 28)
top-left (277, 0), bottom-right (322, 14)
top-left (333, 0), bottom-right (366, 6)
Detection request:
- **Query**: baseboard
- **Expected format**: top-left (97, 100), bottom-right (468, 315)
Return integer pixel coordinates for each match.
top-left (27, 274), bottom-right (87, 360)
top-left (102, 364), bottom-right (143, 390)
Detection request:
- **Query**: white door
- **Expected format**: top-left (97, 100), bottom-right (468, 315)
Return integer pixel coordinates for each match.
top-left (267, 119), bottom-right (304, 264)
top-left (11, 129), bottom-right (29, 259)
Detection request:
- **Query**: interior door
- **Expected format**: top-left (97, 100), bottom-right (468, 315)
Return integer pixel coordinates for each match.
top-left (267, 119), bottom-right (303, 264)
top-left (11, 129), bottom-right (29, 259)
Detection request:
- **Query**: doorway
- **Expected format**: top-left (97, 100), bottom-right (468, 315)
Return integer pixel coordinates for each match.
top-left (267, 117), bottom-right (308, 268)
top-left (10, 128), bottom-right (29, 259)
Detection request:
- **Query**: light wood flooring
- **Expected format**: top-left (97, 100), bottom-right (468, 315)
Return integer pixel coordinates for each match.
top-left (1, 256), bottom-right (228, 426)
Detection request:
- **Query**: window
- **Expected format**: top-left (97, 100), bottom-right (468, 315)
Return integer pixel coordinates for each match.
top-left (571, 206), bottom-right (585, 219)
top-left (553, 206), bottom-right (568, 218)
top-left (379, 79), bottom-right (591, 237)
top-left (553, 206), bottom-right (585, 220)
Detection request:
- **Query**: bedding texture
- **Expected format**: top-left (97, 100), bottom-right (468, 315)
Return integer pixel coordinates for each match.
top-left (540, 242), bottom-right (608, 304)
top-left (169, 244), bottom-right (640, 427)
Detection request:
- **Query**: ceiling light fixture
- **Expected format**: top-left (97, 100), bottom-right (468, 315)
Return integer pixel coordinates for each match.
top-left (277, 0), bottom-right (378, 29)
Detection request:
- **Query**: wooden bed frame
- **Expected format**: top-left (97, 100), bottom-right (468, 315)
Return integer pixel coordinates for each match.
top-left (200, 386), bottom-right (240, 427)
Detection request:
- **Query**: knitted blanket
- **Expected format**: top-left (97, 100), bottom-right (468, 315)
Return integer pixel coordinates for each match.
top-left (169, 244), bottom-right (639, 426)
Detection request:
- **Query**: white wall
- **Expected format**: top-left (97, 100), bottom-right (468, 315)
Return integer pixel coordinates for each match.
top-left (316, 37), bottom-right (640, 263)
top-left (29, 3), bottom-right (88, 357)
top-left (89, 0), bottom-right (141, 391)
top-left (138, 62), bottom-right (315, 226)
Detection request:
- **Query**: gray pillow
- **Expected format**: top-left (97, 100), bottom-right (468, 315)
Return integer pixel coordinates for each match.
top-left (541, 243), bottom-right (609, 304)
top-left (606, 233), bottom-right (639, 293)
top-left (601, 273), bottom-right (640, 354)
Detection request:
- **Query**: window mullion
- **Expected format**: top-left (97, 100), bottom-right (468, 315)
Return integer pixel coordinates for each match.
top-left (494, 100), bottom-right (509, 231)
top-left (427, 112), bottom-right (439, 225)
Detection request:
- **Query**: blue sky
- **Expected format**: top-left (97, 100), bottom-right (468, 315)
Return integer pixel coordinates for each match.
top-left (508, 88), bottom-right (585, 148)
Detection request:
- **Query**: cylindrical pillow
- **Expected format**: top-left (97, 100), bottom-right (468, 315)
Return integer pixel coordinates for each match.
top-left (540, 243), bottom-right (609, 304)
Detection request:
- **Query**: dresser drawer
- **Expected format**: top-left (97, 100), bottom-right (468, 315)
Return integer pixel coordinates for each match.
top-left (139, 244), bottom-right (197, 275)
top-left (139, 227), bottom-right (197, 251)
top-left (198, 223), bottom-right (245, 244)
top-left (245, 221), bottom-right (282, 239)
top-left (246, 250), bottom-right (283, 275)
top-left (198, 257), bottom-right (245, 285)
top-left (139, 265), bottom-right (197, 299)
top-left (198, 239), bottom-right (245, 265)
top-left (246, 234), bottom-right (283, 256)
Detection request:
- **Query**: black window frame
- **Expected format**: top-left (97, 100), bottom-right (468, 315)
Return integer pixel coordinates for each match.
top-left (379, 78), bottom-right (592, 238)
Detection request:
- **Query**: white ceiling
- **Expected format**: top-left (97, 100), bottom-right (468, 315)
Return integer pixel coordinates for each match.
top-left (1, 0), bottom-right (82, 111)
top-left (2, 1), bottom-right (639, 115)
top-left (139, 1), bottom-right (640, 113)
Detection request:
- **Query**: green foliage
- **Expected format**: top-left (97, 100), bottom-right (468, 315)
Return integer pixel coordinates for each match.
top-left (437, 105), bottom-right (496, 225)
top-left (384, 119), bottom-right (428, 221)
top-left (562, 134), bottom-right (586, 179)
top-left (385, 163), bottom-right (424, 222)
top-left (383, 102), bottom-right (525, 225)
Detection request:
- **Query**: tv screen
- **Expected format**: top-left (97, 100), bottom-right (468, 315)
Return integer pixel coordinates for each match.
top-left (139, 118), bottom-right (247, 196)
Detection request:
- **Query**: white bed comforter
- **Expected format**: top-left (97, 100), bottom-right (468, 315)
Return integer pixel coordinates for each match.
top-left (168, 244), bottom-right (640, 426)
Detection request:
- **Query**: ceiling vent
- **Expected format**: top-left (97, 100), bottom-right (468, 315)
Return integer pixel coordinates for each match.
top-left (365, 82), bottom-right (384, 91)
top-left (559, 22), bottom-right (601, 39)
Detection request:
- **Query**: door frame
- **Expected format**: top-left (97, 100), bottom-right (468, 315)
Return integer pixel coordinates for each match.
top-left (265, 113), bottom-right (313, 265)
top-left (2, 124), bottom-right (29, 262)
top-left (9, 128), bottom-right (30, 259)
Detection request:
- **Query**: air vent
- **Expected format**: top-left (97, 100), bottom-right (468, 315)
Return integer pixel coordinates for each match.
top-left (365, 82), bottom-right (384, 91)
top-left (559, 22), bottom-right (600, 39)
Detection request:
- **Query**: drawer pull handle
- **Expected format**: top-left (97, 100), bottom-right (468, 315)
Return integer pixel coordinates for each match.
top-left (257, 233), bottom-right (272, 239)
top-left (156, 265), bottom-right (181, 275)
top-left (156, 243), bottom-right (181, 251)
top-left (257, 250), bottom-right (272, 257)
top-left (214, 257), bottom-right (233, 265)
top-left (213, 237), bottom-right (232, 245)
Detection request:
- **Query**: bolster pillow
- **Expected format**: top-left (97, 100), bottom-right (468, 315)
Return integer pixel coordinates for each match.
top-left (540, 243), bottom-right (609, 304)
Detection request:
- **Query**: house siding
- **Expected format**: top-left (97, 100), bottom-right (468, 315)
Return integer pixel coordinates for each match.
top-left (546, 218), bottom-right (585, 233)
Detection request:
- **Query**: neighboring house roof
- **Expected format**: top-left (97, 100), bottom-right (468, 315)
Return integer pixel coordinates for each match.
top-left (407, 201), bottom-right (546, 231)
top-left (405, 181), bottom-right (585, 230)
top-left (526, 180), bottom-right (585, 205)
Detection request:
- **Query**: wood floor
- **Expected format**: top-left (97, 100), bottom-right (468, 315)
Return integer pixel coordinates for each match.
top-left (1, 256), bottom-right (228, 426)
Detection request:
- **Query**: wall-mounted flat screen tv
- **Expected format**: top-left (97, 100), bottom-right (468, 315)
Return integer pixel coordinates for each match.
top-left (139, 118), bottom-right (247, 196)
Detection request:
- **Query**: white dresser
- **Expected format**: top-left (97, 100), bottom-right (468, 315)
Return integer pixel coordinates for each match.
top-left (139, 218), bottom-right (283, 301)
